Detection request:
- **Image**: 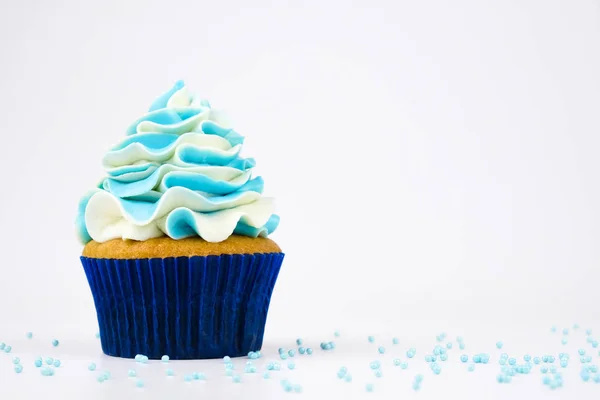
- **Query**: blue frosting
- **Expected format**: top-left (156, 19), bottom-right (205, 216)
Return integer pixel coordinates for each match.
top-left (76, 81), bottom-right (279, 244)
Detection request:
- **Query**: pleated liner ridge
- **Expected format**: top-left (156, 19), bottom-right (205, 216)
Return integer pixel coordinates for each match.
top-left (80, 252), bottom-right (284, 359)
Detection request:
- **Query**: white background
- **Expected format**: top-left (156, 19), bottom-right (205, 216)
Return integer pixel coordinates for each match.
top-left (1, 0), bottom-right (600, 398)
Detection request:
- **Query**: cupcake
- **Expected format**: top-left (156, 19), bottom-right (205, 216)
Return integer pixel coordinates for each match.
top-left (76, 80), bottom-right (283, 359)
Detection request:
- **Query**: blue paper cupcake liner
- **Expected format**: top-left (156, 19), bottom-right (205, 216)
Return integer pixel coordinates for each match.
top-left (80, 252), bottom-right (284, 359)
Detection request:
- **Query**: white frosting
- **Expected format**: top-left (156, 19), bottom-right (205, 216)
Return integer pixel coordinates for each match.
top-left (77, 81), bottom-right (279, 244)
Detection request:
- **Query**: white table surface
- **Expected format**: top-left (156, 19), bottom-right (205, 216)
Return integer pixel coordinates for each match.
top-left (2, 320), bottom-right (599, 399)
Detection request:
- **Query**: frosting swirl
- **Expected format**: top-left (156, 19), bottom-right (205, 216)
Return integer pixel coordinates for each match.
top-left (76, 81), bottom-right (279, 244)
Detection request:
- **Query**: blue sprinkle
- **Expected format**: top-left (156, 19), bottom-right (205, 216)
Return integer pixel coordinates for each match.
top-left (440, 353), bottom-right (448, 361)
top-left (368, 336), bottom-right (375, 343)
top-left (407, 348), bottom-right (416, 358)
top-left (281, 380), bottom-right (292, 392)
top-left (225, 369), bottom-right (233, 376)
top-left (574, 324), bottom-right (580, 329)
top-left (459, 342), bottom-right (465, 350)
top-left (550, 365), bottom-right (557, 373)
top-left (95, 332), bottom-right (100, 339)
top-left (296, 338), bottom-right (303, 346)
top-left (508, 358), bottom-right (516, 366)
top-left (370, 360), bottom-right (381, 370)
top-left (586, 329), bottom-right (593, 335)
top-left (232, 375), bottom-right (241, 383)
top-left (392, 337), bottom-right (399, 345)
top-left (366, 383), bottom-right (374, 392)
top-left (184, 375), bottom-right (192, 382)
top-left (375, 369), bottom-right (383, 378)
top-left (457, 336), bottom-right (464, 342)
top-left (334, 331), bottom-right (340, 337)
top-left (193, 372), bottom-right (205, 380)
top-left (542, 375), bottom-right (551, 385)
top-left (245, 365), bottom-right (257, 373)
top-left (593, 341), bottom-right (599, 348)
top-left (446, 342), bottom-right (452, 349)
top-left (541, 366), bottom-right (548, 373)
top-left (4, 345), bottom-right (12, 353)
top-left (561, 338), bottom-right (568, 345)
top-left (393, 358), bottom-right (401, 366)
top-left (14, 364), bottom-right (23, 373)
top-left (161, 355), bottom-right (169, 362)
top-left (439, 347), bottom-right (447, 355)
top-left (41, 366), bottom-right (54, 377)
top-left (378, 346), bottom-right (385, 354)
top-left (563, 328), bottom-right (569, 335)
top-left (88, 362), bottom-right (96, 371)
top-left (496, 341), bottom-right (503, 349)
top-left (460, 355), bottom-right (468, 363)
top-left (12, 357), bottom-right (20, 364)
top-left (560, 359), bottom-right (568, 368)
top-left (35, 360), bottom-right (43, 368)
top-left (97, 375), bottom-right (105, 383)
top-left (0, 343), bottom-right (4, 350)
top-left (263, 371), bottom-right (270, 379)
top-left (298, 347), bottom-right (306, 354)
top-left (288, 362), bottom-right (296, 370)
top-left (551, 326), bottom-right (557, 333)
top-left (223, 356), bottom-right (231, 363)
top-left (136, 379), bottom-right (144, 388)
top-left (524, 354), bottom-right (531, 362)
top-left (589, 365), bottom-right (598, 373)
top-left (128, 369), bottom-right (136, 377)
top-left (581, 369), bottom-right (591, 382)
top-left (293, 384), bottom-right (303, 393)
top-left (344, 374), bottom-right (352, 382)
top-left (288, 349), bottom-right (296, 357)
top-left (401, 361), bottom-right (408, 369)
top-left (534, 357), bottom-right (541, 365)
top-left (52, 339), bottom-right (59, 347)
top-left (273, 362), bottom-right (281, 371)
top-left (473, 355), bottom-right (481, 363)
top-left (468, 364), bottom-right (475, 372)
top-left (45, 357), bottom-right (54, 365)
top-left (431, 363), bottom-right (441, 375)
top-left (166, 368), bottom-right (174, 376)
top-left (280, 352), bottom-right (288, 360)
top-left (306, 348), bottom-right (313, 355)
top-left (26, 332), bottom-right (33, 339)
top-left (497, 374), bottom-right (505, 383)
top-left (53, 359), bottom-right (61, 368)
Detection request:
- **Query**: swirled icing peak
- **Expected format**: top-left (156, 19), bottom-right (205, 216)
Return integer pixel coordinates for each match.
top-left (76, 81), bottom-right (279, 244)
